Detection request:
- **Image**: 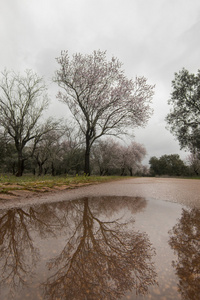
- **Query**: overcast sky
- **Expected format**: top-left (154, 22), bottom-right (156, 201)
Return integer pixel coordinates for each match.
top-left (1, 0), bottom-right (200, 164)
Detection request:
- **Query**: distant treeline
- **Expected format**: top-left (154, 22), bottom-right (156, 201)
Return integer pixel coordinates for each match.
top-left (0, 134), bottom-right (149, 176)
top-left (149, 154), bottom-right (200, 177)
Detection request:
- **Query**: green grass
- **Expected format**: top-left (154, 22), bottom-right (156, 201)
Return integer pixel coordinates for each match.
top-left (183, 176), bottom-right (200, 180)
top-left (0, 174), bottom-right (126, 193)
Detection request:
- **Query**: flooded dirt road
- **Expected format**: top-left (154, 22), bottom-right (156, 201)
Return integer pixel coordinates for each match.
top-left (0, 177), bottom-right (200, 299)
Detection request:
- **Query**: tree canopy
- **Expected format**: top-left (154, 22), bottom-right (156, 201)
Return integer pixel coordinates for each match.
top-left (149, 154), bottom-right (187, 176)
top-left (92, 139), bottom-right (147, 176)
top-left (55, 50), bottom-right (154, 174)
top-left (166, 68), bottom-right (200, 153)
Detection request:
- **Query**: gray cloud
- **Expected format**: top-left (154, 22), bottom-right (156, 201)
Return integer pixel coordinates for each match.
top-left (1, 0), bottom-right (199, 164)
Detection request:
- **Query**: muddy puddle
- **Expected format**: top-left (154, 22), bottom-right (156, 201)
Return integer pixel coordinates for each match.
top-left (0, 196), bottom-right (199, 300)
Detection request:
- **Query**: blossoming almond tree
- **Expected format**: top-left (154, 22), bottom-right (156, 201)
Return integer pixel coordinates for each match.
top-left (118, 142), bottom-right (147, 176)
top-left (55, 50), bottom-right (154, 175)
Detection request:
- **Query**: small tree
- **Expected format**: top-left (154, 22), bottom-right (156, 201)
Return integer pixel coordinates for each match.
top-left (59, 123), bottom-right (85, 175)
top-left (92, 139), bottom-right (120, 175)
top-left (125, 142), bottom-right (147, 176)
top-left (116, 142), bottom-right (146, 176)
top-left (55, 50), bottom-right (154, 175)
top-left (0, 131), bottom-right (17, 173)
top-left (30, 128), bottom-right (65, 176)
top-left (0, 70), bottom-right (54, 176)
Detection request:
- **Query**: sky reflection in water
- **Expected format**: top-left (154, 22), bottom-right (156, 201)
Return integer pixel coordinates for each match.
top-left (0, 196), bottom-right (199, 299)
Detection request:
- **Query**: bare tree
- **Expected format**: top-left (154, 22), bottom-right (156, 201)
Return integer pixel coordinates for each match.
top-left (31, 130), bottom-right (63, 176)
top-left (55, 50), bottom-right (154, 175)
top-left (0, 69), bottom-right (56, 176)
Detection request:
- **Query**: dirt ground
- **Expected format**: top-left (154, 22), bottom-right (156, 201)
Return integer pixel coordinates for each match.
top-left (0, 177), bottom-right (200, 209)
top-left (0, 182), bottom-right (91, 201)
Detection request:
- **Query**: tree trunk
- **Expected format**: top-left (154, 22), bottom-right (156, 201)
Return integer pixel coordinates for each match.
top-left (84, 151), bottom-right (90, 175)
top-left (84, 137), bottom-right (90, 175)
top-left (120, 168), bottom-right (125, 176)
top-left (38, 163), bottom-right (43, 176)
top-left (129, 167), bottom-right (133, 176)
top-left (16, 150), bottom-right (24, 177)
top-left (51, 162), bottom-right (55, 176)
top-left (12, 162), bottom-right (16, 175)
top-left (100, 167), bottom-right (103, 176)
top-left (44, 167), bottom-right (49, 175)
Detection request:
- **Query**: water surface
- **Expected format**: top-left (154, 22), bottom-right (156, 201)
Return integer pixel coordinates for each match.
top-left (0, 196), bottom-right (199, 299)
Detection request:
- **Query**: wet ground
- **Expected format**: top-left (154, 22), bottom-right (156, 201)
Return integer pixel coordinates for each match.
top-left (0, 177), bottom-right (200, 299)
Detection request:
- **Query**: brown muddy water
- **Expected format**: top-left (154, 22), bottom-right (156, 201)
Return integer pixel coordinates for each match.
top-left (0, 191), bottom-right (199, 299)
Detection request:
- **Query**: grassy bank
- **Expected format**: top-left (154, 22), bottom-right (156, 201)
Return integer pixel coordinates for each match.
top-left (0, 174), bottom-right (126, 194)
top-left (185, 176), bottom-right (200, 179)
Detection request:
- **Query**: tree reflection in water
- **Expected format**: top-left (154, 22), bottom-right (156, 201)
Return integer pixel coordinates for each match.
top-left (0, 196), bottom-right (158, 299)
top-left (169, 207), bottom-right (200, 300)
top-left (0, 204), bottom-right (64, 298)
top-left (43, 196), bottom-right (157, 300)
